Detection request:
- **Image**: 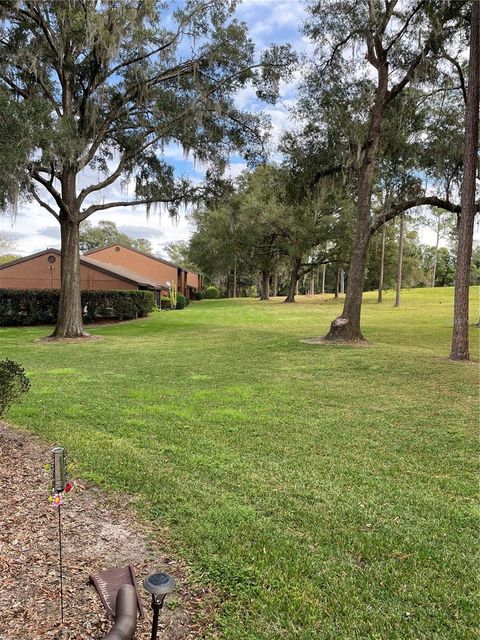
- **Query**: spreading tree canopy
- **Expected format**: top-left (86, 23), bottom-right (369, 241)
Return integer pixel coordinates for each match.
top-left (0, 0), bottom-right (292, 337)
top-left (298, 0), bottom-right (469, 342)
top-left (79, 220), bottom-right (153, 254)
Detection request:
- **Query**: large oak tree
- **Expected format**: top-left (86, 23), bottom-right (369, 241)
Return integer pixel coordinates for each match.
top-left (0, 0), bottom-right (291, 337)
top-left (301, 0), bottom-right (468, 342)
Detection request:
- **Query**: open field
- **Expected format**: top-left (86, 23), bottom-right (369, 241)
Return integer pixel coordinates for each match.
top-left (1, 287), bottom-right (478, 639)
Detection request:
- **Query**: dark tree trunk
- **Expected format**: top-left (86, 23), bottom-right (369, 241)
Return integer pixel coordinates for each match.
top-left (334, 267), bottom-right (340, 298)
top-left (450, 1), bottom-right (480, 361)
top-left (326, 233), bottom-right (371, 341)
top-left (259, 269), bottom-right (270, 301)
top-left (50, 216), bottom-right (86, 338)
top-left (233, 256), bottom-right (237, 298)
top-left (325, 69), bottom-right (388, 342)
top-left (50, 164), bottom-right (87, 339)
top-left (309, 270), bottom-right (315, 296)
top-left (377, 222), bottom-right (386, 303)
top-left (431, 217), bottom-right (440, 287)
top-left (394, 214), bottom-right (405, 308)
top-left (284, 259), bottom-right (301, 303)
top-left (272, 271), bottom-right (278, 297)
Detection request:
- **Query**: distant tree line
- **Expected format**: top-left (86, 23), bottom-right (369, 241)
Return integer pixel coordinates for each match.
top-left (180, 165), bottom-right (479, 299)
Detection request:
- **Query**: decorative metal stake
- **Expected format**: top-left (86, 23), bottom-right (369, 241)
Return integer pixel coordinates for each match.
top-left (51, 446), bottom-right (66, 625)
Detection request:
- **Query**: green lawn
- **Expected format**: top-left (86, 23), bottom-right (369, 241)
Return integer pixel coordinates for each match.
top-left (2, 287), bottom-right (478, 639)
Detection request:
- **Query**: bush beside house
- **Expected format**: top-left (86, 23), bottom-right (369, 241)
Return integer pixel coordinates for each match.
top-left (0, 289), bottom-right (154, 325)
top-left (205, 286), bottom-right (220, 299)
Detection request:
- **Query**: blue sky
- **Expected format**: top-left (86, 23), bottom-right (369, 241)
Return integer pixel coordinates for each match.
top-left (0, 0), bottom-right (457, 256)
top-left (1, 0), bottom-right (309, 257)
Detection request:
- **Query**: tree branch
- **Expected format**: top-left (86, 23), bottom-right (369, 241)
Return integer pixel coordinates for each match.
top-left (31, 169), bottom-right (66, 215)
top-left (372, 195), bottom-right (462, 232)
top-left (384, 0), bottom-right (425, 54)
top-left (442, 51), bottom-right (467, 104)
top-left (30, 187), bottom-right (59, 221)
top-left (81, 196), bottom-right (185, 219)
top-left (388, 31), bottom-right (434, 102)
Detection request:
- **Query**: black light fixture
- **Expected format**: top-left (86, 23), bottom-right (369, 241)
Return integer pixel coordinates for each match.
top-left (143, 573), bottom-right (175, 640)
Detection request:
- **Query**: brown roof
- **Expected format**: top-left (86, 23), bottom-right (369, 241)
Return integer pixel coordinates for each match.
top-left (0, 249), bottom-right (167, 290)
top-left (81, 255), bottom-right (168, 289)
top-left (84, 243), bottom-right (200, 277)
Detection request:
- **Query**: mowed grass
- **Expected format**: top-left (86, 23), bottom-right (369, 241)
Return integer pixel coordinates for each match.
top-left (1, 287), bottom-right (478, 639)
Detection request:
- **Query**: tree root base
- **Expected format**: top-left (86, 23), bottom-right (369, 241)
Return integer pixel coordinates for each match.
top-left (322, 315), bottom-right (367, 343)
top-left (39, 333), bottom-right (103, 344)
top-left (301, 337), bottom-right (369, 347)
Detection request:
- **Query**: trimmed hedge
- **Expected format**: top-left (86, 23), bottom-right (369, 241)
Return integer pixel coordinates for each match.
top-left (160, 296), bottom-right (174, 310)
top-left (175, 292), bottom-right (187, 309)
top-left (205, 286), bottom-right (220, 299)
top-left (195, 290), bottom-right (206, 300)
top-left (0, 289), bottom-right (154, 326)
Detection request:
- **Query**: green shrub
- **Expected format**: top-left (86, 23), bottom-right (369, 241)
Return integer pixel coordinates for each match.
top-left (0, 359), bottom-right (30, 418)
top-left (160, 296), bottom-right (174, 310)
top-left (176, 293), bottom-right (187, 309)
top-left (195, 290), bottom-right (206, 300)
top-left (185, 296), bottom-right (191, 306)
top-left (0, 289), bottom-right (154, 325)
top-left (205, 286), bottom-right (220, 299)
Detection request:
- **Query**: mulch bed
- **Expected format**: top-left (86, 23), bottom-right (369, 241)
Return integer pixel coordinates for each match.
top-left (0, 422), bottom-right (215, 639)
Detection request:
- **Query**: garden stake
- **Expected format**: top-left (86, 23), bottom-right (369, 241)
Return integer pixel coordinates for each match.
top-left (50, 447), bottom-right (72, 626)
top-left (58, 501), bottom-right (64, 625)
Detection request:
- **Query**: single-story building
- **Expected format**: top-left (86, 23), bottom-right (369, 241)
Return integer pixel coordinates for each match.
top-left (84, 244), bottom-right (203, 298)
top-left (0, 248), bottom-right (169, 305)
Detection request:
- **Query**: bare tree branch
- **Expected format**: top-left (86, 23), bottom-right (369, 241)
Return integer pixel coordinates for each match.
top-left (81, 196), bottom-right (185, 219)
top-left (30, 187), bottom-right (59, 221)
top-left (372, 195), bottom-right (462, 232)
top-left (442, 51), bottom-right (467, 104)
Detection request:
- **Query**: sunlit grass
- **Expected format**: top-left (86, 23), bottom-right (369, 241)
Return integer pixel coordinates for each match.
top-left (1, 287), bottom-right (478, 639)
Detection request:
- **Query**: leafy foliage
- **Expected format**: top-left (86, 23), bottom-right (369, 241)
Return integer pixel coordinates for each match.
top-left (160, 296), bottom-right (174, 310)
top-left (0, 289), bottom-right (154, 325)
top-left (205, 285), bottom-right (220, 299)
top-left (0, 1), bottom-right (294, 336)
top-left (0, 359), bottom-right (30, 418)
top-left (80, 221), bottom-right (153, 254)
top-left (175, 292), bottom-right (187, 309)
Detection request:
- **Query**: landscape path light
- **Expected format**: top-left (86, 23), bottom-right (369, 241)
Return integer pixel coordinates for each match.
top-left (143, 572), bottom-right (176, 640)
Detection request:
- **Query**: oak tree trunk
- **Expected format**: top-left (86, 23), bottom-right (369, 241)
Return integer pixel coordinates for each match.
top-left (325, 68), bottom-right (388, 342)
top-left (233, 256), bottom-right (237, 298)
top-left (431, 220), bottom-right (440, 287)
top-left (377, 222), bottom-right (386, 303)
top-left (284, 259), bottom-right (301, 303)
top-left (50, 163), bottom-right (87, 338)
top-left (326, 233), bottom-right (371, 341)
top-left (259, 269), bottom-right (270, 300)
top-left (395, 214), bottom-right (405, 308)
top-left (450, 0), bottom-right (480, 360)
top-left (50, 216), bottom-right (86, 338)
top-left (309, 270), bottom-right (315, 296)
top-left (272, 272), bottom-right (278, 297)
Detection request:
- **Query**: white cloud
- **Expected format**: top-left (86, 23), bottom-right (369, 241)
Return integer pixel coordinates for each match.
top-left (1, 0), bottom-right (308, 257)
